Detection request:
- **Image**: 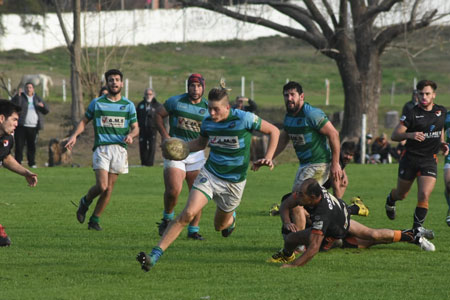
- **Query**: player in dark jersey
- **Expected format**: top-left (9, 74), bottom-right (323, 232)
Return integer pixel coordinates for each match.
top-left (268, 178), bottom-right (435, 267)
top-left (385, 80), bottom-right (448, 245)
top-left (0, 100), bottom-right (38, 247)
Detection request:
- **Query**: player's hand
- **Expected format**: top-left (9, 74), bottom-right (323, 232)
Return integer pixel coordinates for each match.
top-left (124, 135), bottom-right (134, 144)
top-left (25, 172), bottom-right (38, 187)
top-left (251, 158), bottom-right (274, 171)
top-left (441, 142), bottom-right (449, 156)
top-left (331, 162), bottom-right (342, 182)
top-left (283, 222), bottom-right (299, 233)
top-left (65, 136), bottom-right (77, 151)
top-left (409, 132), bottom-right (425, 142)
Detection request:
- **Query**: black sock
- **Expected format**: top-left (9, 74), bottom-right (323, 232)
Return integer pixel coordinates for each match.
top-left (386, 192), bottom-right (396, 206)
top-left (400, 232), bottom-right (414, 242)
top-left (413, 207), bottom-right (428, 228)
top-left (348, 205), bottom-right (359, 215)
top-left (282, 248), bottom-right (294, 257)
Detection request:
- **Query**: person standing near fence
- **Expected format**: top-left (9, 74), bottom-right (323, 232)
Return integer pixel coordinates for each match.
top-left (11, 82), bottom-right (49, 168)
top-left (136, 88), bottom-right (162, 166)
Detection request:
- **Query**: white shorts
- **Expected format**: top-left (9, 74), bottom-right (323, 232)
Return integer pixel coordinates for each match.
top-left (193, 167), bottom-right (246, 213)
top-left (92, 144), bottom-right (128, 174)
top-left (444, 163), bottom-right (450, 170)
top-left (292, 163), bottom-right (330, 193)
top-left (164, 150), bottom-right (205, 172)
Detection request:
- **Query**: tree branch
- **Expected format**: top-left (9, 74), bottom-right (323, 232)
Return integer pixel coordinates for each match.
top-left (303, 0), bottom-right (335, 39)
top-left (52, 0), bottom-right (72, 48)
top-left (321, 0), bottom-right (338, 29)
top-left (363, 0), bottom-right (403, 21)
top-left (375, 9), bottom-right (438, 52)
top-left (180, 0), bottom-right (327, 49)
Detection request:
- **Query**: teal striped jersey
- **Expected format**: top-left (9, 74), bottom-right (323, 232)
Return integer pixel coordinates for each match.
top-left (200, 108), bottom-right (262, 182)
top-left (164, 93), bottom-right (209, 142)
top-left (85, 95), bottom-right (137, 150)
top-left (445, 111), bottom-right (450, 163)
top-left (284, 102), bottom-right (331, 165)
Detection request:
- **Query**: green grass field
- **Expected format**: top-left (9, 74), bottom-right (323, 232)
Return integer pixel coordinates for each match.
top-left (1, 162), bottom-right (449, 299)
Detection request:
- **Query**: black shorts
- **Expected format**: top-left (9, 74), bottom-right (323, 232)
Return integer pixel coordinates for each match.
top-left (398, 154), bottom-right (437, 180)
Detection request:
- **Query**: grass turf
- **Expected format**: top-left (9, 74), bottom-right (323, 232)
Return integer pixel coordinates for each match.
top-left (1, 162), bottom-right (450, 299)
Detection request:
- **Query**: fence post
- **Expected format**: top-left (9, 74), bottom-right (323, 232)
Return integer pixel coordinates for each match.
top-left (62, 79), bottom-right (66, 102)
top-left (241, 76), bottom-right (245, 96)
top-left (149, 76), bottom-right (153, 89)
top-left (361, 114), bottom-right (367, 165)
top-left (125, 78), bottom-right (129, 99)
top-left (390, 81), bottom-right (395, 105)
top-left (325, 78), bottom-right (330, 106)
top-left (250, 80), bottom-right (254, 100)
top-left (7, 78), bottom-right (11, 99)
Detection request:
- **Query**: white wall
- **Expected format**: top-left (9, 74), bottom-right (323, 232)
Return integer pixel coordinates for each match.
top-left (1, 2), bottom-right (449, 53)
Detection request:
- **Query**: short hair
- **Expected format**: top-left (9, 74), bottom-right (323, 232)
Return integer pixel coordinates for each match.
top-left (283, 81), bottom-right (303, 95)
top-left (341, 141), bottom-right (356, 155)
top-left (208, 88), bottom-right (228, 102)
top-left (302, 178), bottom-right (322, 198)
top-left (24, 82), bottom-right (34, 88)
top-left (0, 99), bottom-right (21, 119)
top-left (104, 69), bottom-right (123, 81)
top-left (416, 80), bottom-right (437, 91)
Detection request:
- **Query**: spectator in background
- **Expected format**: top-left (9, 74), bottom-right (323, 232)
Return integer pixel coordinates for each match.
top-left (402, 89), bottom-right (419, 116)
top-left (392, 139), bottom-right (406, 161)
top-left (11, 82), bottom-right (49, 168)
top-left (354, 134), bottom-right (373, 164)
top-left (99, 86), bottom-right (108, 97)
top-left (232, 96), bottom-right (257, 113)
top-left (136, 88), bottom-right (162, 166)
top-left (371, 133), bottom-right (394, 164)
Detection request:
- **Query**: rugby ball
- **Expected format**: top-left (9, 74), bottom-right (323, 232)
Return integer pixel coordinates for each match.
top-left (162, 138), bottom-right (189, 161)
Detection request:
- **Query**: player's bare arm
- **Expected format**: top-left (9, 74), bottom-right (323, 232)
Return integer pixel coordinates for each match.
top-left (320, 122), bottom-right (342, 181)
top-left (2, 154), bottom-right (37, 187)
top-left (279, 194), bottom-right (302, 232)
top-left (188, 135), bottom-right (208, 153)
top-left (65, 117), bottom-right (90, 150)
top-left (391, 122), bottom-right (425, 142)
top-left (273, 130), bottom-right (290, 159)
top-left (124, 122), bottom-right (139, 144)
top-left (251, 120), bottom-right (280, 171)
top-left (155, 106), bottom-right (170, 140)
top-left (281, 232), bottom-right (323, 268)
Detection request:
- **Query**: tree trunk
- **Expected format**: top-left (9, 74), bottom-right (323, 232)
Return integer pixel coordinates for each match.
top-left (338, 49), bottom-right (381, 140)
top-left (70, 0), bottom-right (84, 128)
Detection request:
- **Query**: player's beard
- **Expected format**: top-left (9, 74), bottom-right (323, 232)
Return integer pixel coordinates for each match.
top-left (108, 86), bottom-right (122, 97)
top-left (285, 101), bottom-right (300, 114)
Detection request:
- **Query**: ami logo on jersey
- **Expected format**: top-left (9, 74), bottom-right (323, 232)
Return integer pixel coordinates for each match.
top-left (101, 116), bottom-right (125, 128)
top-left (209, 136), bottom-right (240, 149)
top-left (177, 117), bottom-right (201, 132)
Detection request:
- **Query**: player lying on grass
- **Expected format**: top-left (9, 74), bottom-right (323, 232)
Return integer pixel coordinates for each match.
top-left (268, 178), bottom-right (435, 268)
top-left (137, 87), bottom-right (280, 272)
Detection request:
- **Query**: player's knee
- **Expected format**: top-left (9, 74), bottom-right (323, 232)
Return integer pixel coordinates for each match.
top-left (165, 188), bottom-right (181, 201)
top-left (178, 211), bottom-right (195, 225)
top-left (97, 182), bottom-right (109, 193)
top-left (446, 181), bottom-right (450, 193)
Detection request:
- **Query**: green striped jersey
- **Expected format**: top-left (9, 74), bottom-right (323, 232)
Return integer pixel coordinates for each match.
top-left (85, 95), bottom-right (137, 150)
top-left (200, 108), bottom-right (261, 182)
top-left (284, 102), bottom-right (331, 165)
top-left (164, 93), bottom-right (209, 142)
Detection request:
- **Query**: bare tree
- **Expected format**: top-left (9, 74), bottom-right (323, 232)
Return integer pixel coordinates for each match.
top-left (53, 0), bottom-right (84, 128)
top-left (179, 0), bottom-right (448, 138)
